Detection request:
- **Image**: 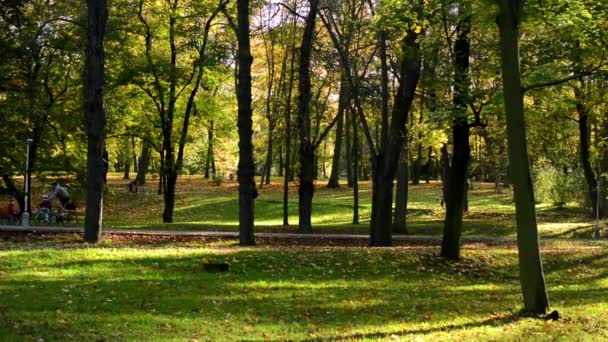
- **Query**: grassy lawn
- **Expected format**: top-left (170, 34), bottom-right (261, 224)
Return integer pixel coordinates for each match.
top-left (0, 239), bottom-right (607, 341)
top-left (55, 174), bottom-right (602, 239)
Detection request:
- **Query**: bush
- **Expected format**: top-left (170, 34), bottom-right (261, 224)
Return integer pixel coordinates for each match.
top-left (533, 161), bottom-right (584, 207)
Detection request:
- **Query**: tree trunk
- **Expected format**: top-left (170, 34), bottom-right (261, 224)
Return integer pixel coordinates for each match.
top-left (132, 136), bottom-right (138, 173)
top-left (237, 0), bottom-right (256, 245)
top-left (102, 149), bottom-right (109, 184)
top-left (369, 28), bottom-right (422, 246)
top-left (393, 143), bottom-right (409, 234)
top-left (163, 170), bottom-right (177, 222)
top-left (83, 0), bottom-right (108, 243)
top-left (297, 0), bottom-right (318, 234)
top-left (345, 106), bottom-right (353, 187)
top-left (413, 143), bottom-right (422, 185)
top-left (441, 3), bottom-right (471, 259)
top-left (283, 13), bottom-right (298, 225)
top-left (278, 145), bottom-right (284, 177)
top-left (123, 162), bottom-right (130, 180)
top-left (575, 82), bottom-right (599, 217)
top-left (497, 0), bottom-right (549, 314)
top-left (328, 73), bottom-right (348, 188)
top-left (352, 104), bottom-right (359, 224)
top-left (135, 140), bottom-right (151, 185)
top-left (425, 146), bottom-right (432, 183)
top-left (205, 120), bottom-right (215, 179)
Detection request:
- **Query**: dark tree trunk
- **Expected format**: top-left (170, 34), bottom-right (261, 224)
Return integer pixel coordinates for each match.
top-left (123, 162), bottom-right (130, 180)
top-left (132, 136), bottom-right (138, 173)
top-left (135, 140), bottom-right (151, 185)
top-left (600, 117), bottom-right (608, 218)
top-left (345, 106), bottom-right (353, 187)
top-left (352, 104), bottom-right (359, 224)
top-left (102, 149), bottom-right (109, 184)
top-left (328, 73), bottom-right (348, 188)
top-left (205, 120), bottom-right (215, 179)
top-left (297, 0), bottom-right (318, 233)
top-left (283, 14), bottom-right (298, 226)
top-left (392, 143), bottom-right (409, 233)
top-left (369, 28), bottom-right (422, 246)
top-left (413, 143), bottom-right (422, 185)
top-left (158, 150), bottom-right (164, 195)
top-left (278, 145), bottom-right (284, 177)
top-left (393, 143), bottom-right (409, 234)
top-left (237, 0), bottom-right (256, 245)
top-left (441, 3), bottom-right (471, 259)
top-left (440, 144), bottom-right (449, 206)
top-left (83, 0), bottom-right (108, 243)
top-left (575, 82), bottom-right (600, 217)
top-left (425, 146), bottom-right (432, 184)
top-left (497, 0), bottom-right (549, 314)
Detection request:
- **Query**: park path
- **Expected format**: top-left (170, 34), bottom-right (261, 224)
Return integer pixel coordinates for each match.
top-left (1, 224), bottom-right (606, 245)
top-left (0, 224), bottom-right (513, 242)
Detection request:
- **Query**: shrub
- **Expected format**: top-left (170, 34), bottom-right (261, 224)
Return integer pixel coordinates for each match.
top-left (533, 161), bottom-right (584, 207)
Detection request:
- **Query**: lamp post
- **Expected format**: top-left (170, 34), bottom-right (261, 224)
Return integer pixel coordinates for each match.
top-left (22, 138), bottom-right (33, 227)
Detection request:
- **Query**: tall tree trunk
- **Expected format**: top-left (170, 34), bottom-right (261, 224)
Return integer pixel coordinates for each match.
top-left (278, 145), bottom-right (284, 177)
top-left (352, 104), bottom-right (359, 224)
top-left (327, 74), bottom-right (348, 188)
top-left (83, 0), bottom-right (108, 243)
top-left (600, 116), bottom-right (608, 218)
top-left (123, 162), bottom-right (130, 180)
top-left (425, 146), bottom-right (432, 183)
top-left (132, 136), bottom-right (138, 173)
top-left (283, 11), bottom-right (298, 226)
top-left (393, 143), bottom-right (409, 234)
top-left (135, 140), bottom-right (151, 185)
top-left (205, 120), bottom-right (215, 179)
top-left (297, 0), bottom-right (319, 233)
top-left (345, 106), bottom-right (354, 187)
top-left (442, 4), bottom-right (471, 259)
top-left (440, 144), bottom-right (449, 206)
top-left (237, 0), bottom-right (256, 245)
top-left (413, 142), bottom-right (422, 185)
top-left (575, 81), bottom-right (599, 217)
top-left (497, 0), bottom-right (549, 314)
top-left (102, 149), bottom-right (109, 184)
top-left (369, 27), bottom-right (422, 246)
top-left (263, 127), bottom-right (273, 185)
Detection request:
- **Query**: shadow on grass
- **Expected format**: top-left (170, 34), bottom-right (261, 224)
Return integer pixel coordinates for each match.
top-left (1, 248), bottom-right (607, 340)
top-left (297, 313), bottom-right (523, 342)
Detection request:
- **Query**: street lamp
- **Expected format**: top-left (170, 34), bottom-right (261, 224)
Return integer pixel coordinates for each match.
top-left (22, 138), bottom-right (33, 227)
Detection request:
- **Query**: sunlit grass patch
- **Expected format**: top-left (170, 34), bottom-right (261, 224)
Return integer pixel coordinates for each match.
top-left (0, 245), bottom-right (607, 341)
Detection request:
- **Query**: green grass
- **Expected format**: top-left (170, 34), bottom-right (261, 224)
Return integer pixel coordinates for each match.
top-left (0, 241), bottom-right (607, 341)
top-left (81, 175), bottom-right (605, 240)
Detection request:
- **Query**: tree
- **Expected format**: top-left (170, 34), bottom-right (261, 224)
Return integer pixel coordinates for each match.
top-left (441, 1), bottom-right (472, 259)
top-left (83, 0), bottom-right (108, 243)
top-left (126, 0), bottom-right (225, 223)
top-left (495, 0), bottom-right (550, 314)
top-left (236, 0), bottom-right (256, 245)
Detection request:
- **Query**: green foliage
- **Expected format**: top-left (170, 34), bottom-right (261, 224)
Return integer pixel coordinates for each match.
top-left (533, 160), bottom-right (585, 207)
